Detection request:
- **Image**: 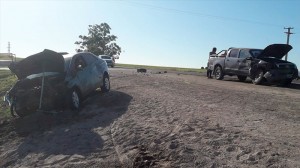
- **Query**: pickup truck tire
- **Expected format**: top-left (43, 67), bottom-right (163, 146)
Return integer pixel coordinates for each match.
top-left (252, 69), bottom-right (264, 85)
top-left (214, 66), bottom-right (224, 80)
top-left (237, 75), bottom-right (247, 82)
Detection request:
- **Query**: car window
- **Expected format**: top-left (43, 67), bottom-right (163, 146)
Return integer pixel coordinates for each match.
top-left (228, 49), bottom-right (238, 58)
top-left (83, 53), bottom-right (98, 65)
top-left (239, 49), bottom-right (252, 58)
top-left (75, 55), bottom-right (87, 69)
top-left (64, 57), bottom-right (72, 72)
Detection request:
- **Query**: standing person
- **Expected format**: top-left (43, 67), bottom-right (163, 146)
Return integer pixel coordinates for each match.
top-left (209, 47), bottom-right (217, 56)
top-left (207, 47), bottom-right (217, 78)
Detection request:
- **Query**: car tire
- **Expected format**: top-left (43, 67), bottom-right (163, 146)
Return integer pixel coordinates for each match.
top-left (214, 66), bottom-right (224, 80)
top-left (252, 69), bottom-right (264, 85)
top-left (68, 88), bottom-right (81, 114)
top-left (15, 107), bottom-right (28, 118)
top-left (101, 74), bottom-right (110, 93)
top-left (237, 75), bottom-right (247, 82)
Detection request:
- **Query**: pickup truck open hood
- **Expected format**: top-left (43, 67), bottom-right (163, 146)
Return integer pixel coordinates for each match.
top-left (9, 49), bottom-right (65, 79)
top-left (258, 44), bottom-right (292, 59)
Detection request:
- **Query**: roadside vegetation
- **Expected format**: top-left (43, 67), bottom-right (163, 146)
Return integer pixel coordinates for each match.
top-left (0, 71), bottom-right (17, 119)
top-left (115, 63), bottom-right (206, 73)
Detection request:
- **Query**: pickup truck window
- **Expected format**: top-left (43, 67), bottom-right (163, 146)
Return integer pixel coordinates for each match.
top-left (228, 49), bottom-right (239, 58)
top-left (239, 49), bottom-right (251, 58)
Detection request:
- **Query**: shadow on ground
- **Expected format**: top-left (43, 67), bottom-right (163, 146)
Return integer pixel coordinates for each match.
top-left (221, 77), bottom-right (300, 90)
top-left (1, 90), bottom-right (132, 167)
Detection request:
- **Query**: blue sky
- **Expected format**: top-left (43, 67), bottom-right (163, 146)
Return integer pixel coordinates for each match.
top-left (0, 0), bottom-right (299, 68)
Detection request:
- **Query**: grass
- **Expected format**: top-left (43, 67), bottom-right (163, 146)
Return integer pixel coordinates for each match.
top-left (0, 71), bottom-right (17, 119)
top-left (0, 55), bottom-right (23, 61)
top-left (115, 63), bottom-right (206, 73)
top-left (0, 55), bottom-right (12, 60)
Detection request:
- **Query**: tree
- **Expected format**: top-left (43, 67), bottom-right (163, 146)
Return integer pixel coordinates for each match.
top-left (75, 23), bottom-right (121, 57)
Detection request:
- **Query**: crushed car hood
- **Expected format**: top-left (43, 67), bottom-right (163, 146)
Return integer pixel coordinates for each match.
top-left (258, 44), bottom-right (292, 59)
top-left (9, 49), bottom-right (65, 79)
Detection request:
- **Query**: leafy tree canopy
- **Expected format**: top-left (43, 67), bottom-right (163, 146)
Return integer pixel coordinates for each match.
top-left (75, 23), bottom-right (121, 57)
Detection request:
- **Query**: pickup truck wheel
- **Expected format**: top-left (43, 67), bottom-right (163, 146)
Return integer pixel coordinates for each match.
top-left (237, 75), bottom-right (247, 82)
top-left (101, 74), bottom-right (110, 93)
top-left (252, 69), bottom-right (264, 85)
top-left (214, 66), bottom-right (224, 80)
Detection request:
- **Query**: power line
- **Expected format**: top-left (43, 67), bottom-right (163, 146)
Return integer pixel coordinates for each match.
top-left (122, 1), bottom-right (285, 28)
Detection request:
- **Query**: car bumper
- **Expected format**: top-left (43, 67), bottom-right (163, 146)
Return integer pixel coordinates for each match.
top-left (105, 61), bottom-right (115, 67)
top-left (264, 69), bottom-right (298, 82)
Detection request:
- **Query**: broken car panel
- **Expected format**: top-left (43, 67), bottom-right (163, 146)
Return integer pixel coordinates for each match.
top-left (4, 49), bottom-right (110, 117)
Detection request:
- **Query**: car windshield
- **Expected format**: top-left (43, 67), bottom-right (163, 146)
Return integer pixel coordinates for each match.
top-left (101, 56), bottom-right (111, 59)
top-left (64, 57), bottom-right (72, 72)
top-left (249, 49), bottom-right (263, 57)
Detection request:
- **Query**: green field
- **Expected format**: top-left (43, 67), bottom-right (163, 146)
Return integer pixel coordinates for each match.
top-left (0, 55), bottom-right (23, 61)
top-left (115, 63), bottom-right (206, 73)
top-left (0, 55), bottom-right (13, 60)
top-left (0, 71), bottom-right (17, 119)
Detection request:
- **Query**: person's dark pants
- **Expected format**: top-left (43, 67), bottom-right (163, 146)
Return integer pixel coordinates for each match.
top-left (207, 69), bottom-right (212, 78)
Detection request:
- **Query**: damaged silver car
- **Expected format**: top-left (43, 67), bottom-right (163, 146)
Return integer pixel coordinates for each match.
top-left (4, 49), bottom-right (110, 117)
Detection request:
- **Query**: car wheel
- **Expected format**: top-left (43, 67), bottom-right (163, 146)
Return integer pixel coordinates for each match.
top-left (101, 74), bottom-right (110, 93)
top-left (68, 88), bottom-right (81, 113)
top-left (14, 99), bottom-right (38, 118)
top-left (214, 66), bottom-right (224, 80)
top-left (252, 69), bottom-right (264, 85)
top-left (237, 75), bottom-right (247, 82)
top-left (15, 107), bottom-right (28, 118)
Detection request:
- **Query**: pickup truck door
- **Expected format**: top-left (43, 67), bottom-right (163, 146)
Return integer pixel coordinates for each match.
top-left (237, 49), bottom-right (252, 76)
top-left (224, 49), bottom-right (239, 73)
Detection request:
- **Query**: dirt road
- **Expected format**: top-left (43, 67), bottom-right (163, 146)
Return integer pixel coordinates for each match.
top-left (1, 68), bottom-right (300, 167)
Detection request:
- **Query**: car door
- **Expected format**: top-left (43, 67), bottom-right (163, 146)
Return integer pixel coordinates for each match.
top-left (82, 53), bottom-right (102, 90)
top-left (237, 49), bottom-right (252, 76)
top-left (224, 49), bottom-right (239, 73)
top-left (73, 55), bottom-right (93, 97)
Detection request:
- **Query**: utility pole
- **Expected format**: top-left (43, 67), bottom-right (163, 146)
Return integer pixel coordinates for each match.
top-left (284, 27), bottom-right (294, 61)
top-left (8, 41), bottom-right (14, 62)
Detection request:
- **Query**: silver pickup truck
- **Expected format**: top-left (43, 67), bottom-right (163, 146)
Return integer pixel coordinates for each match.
top-left (208, 44), bottom-right (298, 86)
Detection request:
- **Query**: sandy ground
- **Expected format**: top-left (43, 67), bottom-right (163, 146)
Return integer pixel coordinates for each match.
top-left (0, 68), bottom-right (300, 168)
